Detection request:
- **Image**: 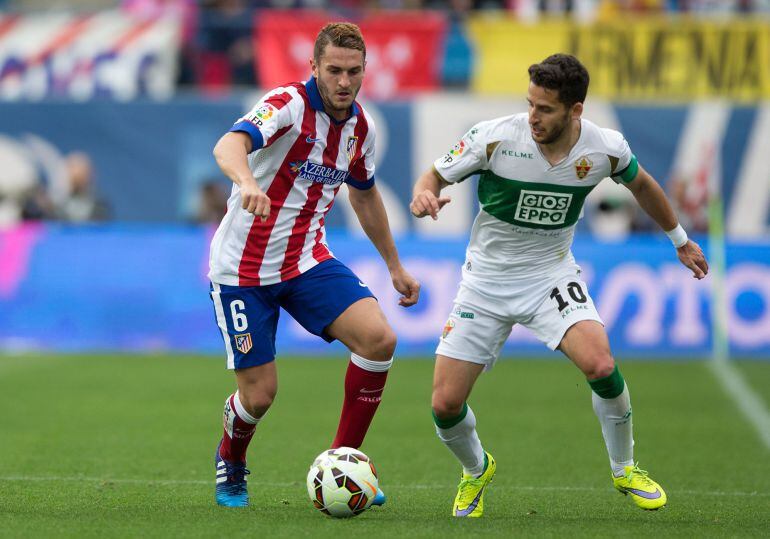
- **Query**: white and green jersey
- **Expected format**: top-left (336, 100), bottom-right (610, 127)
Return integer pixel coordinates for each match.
top-left (433, 113), bottom-right (639, 281)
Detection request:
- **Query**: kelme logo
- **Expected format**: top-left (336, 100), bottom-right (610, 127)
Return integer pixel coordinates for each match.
top-left (502, 149), bottom-right (533, 159)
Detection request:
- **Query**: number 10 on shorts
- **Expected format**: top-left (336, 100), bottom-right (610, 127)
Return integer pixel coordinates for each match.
top-left (549, 281), bottom-right (589, 317)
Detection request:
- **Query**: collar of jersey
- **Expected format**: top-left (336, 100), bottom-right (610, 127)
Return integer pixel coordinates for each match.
top-left (305, 76), bottom-right (359, 124)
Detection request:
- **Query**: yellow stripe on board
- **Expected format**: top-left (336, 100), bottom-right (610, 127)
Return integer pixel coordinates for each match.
top-left (468, 16), bottom-right (770, 101)
top-left (468, 17), bottom-right (570, 96)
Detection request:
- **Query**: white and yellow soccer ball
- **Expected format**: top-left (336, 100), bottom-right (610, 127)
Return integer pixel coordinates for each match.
top-left (306, 447), bottom-right (379, 518)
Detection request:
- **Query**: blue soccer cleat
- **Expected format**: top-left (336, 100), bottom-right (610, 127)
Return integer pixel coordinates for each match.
top-left (371, 487), bottom-right (386, 506)
top-left (215, 440), bottom-right (250, 507)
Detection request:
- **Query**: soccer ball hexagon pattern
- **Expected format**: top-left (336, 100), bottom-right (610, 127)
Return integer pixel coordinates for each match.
top-left (306, 447), bottom-right (379, 518)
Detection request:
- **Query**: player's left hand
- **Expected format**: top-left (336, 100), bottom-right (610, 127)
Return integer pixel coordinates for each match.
top-left (677, 239), bottom-right (709, 279)
top-left (390, 266), bottom-right (420, 307)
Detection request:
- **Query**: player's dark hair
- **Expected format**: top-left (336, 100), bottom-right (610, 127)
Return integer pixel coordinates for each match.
top-left (314, 22), bottom-right (366, 63)
top-left (528, 54), bottom-right (589, 107)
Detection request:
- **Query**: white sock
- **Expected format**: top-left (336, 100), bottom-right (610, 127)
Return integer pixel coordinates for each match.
top-left (435, 405), bottom-right (486, 477)
top-left (592, 384), bottom-right (634, 476)
top-left (233, 390), bottom-right (259, 424)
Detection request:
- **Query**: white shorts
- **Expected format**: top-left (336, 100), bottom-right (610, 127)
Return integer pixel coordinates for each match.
top-left (435, 264), bottom-right (603, 369)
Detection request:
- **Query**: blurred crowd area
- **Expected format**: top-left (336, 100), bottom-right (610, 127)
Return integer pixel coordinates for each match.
top-left (0, 146), bottom-right (111, 227)
top-left (0, 1), bottom-right (761, 231)
top-left (1, 0), bottom-right (766, 92)
top-left (4, 0), bottom-right (770, 14)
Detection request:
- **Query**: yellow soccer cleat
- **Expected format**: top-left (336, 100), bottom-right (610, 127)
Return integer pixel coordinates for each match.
top-left (612, 463), bottom-right (667, 510)
top-left (452, 452), bottom-right (496, 517)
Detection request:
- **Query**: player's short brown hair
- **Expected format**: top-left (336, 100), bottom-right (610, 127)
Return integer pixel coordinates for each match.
top-left (313, 22), bottom-right (366, 63)
top-left (528, 54), bottom-right (589, 107)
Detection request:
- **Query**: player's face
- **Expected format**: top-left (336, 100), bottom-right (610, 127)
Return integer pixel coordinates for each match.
top-left (527, 83), bottom-right (581, 145)
top-left (311, 45), bottom-right (365, 118)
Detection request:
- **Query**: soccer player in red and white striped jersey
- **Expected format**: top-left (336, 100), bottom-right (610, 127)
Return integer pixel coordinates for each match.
top-left (208, 22), bottom-right (420, 508)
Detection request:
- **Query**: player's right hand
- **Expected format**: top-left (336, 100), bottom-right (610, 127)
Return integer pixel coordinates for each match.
top-left (677, 239), bottom-right (709, 279)
top-left (240, 178), bottom-right (271, 221)
top-left (410, 190), bottom-right (451, 220)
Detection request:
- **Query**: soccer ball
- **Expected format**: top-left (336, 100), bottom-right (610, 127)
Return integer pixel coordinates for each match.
top-left (306, 447), bottom-right (379, 518)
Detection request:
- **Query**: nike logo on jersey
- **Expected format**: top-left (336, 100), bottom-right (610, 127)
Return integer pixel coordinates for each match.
top-left (358, 281), bottom-right (367, 287)
top-left (306, 135), bottom-right (322, 143)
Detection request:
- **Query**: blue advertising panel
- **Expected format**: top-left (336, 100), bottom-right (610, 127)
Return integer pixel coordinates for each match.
top-left (1, 225), bottom-right (768, 359)
top-left (2, 98), bottom-right (767, 237)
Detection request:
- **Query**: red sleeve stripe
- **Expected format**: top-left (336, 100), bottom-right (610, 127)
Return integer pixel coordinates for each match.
top-left (264, 125), bottom-right (292, 148)
top-left (263, 91), bottom-right (292, 111)
top-left (251, 91), bottom-right (292, 149)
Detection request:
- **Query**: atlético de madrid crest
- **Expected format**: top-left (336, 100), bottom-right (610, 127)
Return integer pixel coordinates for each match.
top-left (234, 333), bottom-right (252, 354)
top-left (574, 156), bottom-right (593, 179)
top-left (346, 135), bottom-right (358, 162)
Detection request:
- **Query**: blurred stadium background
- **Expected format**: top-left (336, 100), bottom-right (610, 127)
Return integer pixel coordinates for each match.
top-left (2, 0), bottom-right (770, 361)
top-left (1, 1), bottom-right (769, 536)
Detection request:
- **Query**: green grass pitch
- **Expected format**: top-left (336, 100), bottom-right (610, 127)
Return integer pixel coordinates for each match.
top-left (1, 354), bottom-right (768, 538)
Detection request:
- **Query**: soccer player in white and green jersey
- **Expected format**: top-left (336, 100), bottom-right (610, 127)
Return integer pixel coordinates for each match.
top-left (410, 54), bottom-right (709, 517)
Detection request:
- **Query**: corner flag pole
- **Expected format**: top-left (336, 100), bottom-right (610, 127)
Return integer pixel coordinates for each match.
top-left (708, 145), bottom-right (729, 364)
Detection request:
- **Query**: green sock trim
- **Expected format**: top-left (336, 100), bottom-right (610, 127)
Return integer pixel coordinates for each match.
top-left (481, 452), bottom-right (489, 475)
top-left (588, 365), bottom-right (626, 399)
top-left (432, 402), bottom-right (468, 429)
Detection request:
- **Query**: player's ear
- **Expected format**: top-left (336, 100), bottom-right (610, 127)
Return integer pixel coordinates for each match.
top-left (571, 101), bottom-right (584, 120)
top-left (310, 57), bottom-right (319, 78)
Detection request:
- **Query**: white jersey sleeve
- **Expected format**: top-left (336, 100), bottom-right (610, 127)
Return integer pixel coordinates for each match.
top-left (229, 86), bottom-right (301, 152)
top-left (602, 128), bottom-right (639, 184)
top-left (432, 123), bottom-right (489, 184)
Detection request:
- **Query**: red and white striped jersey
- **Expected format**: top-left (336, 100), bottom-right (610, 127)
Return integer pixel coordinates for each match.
top-left (208, 77), bottom-right (376, 286)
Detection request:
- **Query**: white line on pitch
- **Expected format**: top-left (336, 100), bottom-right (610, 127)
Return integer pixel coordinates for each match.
top-left (709, 360), bottom-right (770, 450)
top-left (0, 476), bottom-right (766, 497)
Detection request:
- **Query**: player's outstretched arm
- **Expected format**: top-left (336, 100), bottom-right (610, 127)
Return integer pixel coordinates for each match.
top-left (410, 168), bottom-right (451, 220)
top-left (213, 132), bottom-right (271, 221)
top-left (348, 185), bottom-right (420, 307)
top-left (626, 166), bottom-right (709, 279)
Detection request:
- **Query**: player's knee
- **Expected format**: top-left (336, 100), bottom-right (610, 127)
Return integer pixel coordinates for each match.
top-left (378, 327), bottom-right (397, 358)
top-left (358, 325), bottom-right (397, 361)
top-left (431, 392), bottom-right (464, 420)
top-left (586, 354), bottom-right (615, 380)
top-left (241, 387), bottom-right (277, 418)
